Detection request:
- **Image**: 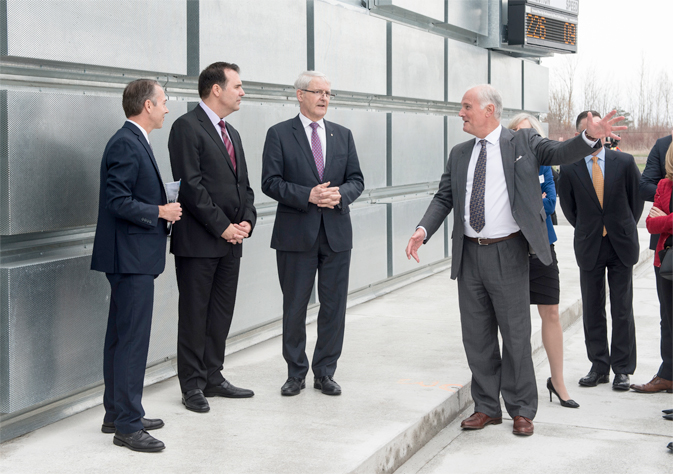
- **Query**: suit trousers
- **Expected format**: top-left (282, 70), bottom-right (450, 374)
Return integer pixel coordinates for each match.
top-left (655, 265), bottom-right (673, 380)
top-left (277, 221), bottom-right (351, 379)
top-left (579, 235), bottom-right (637, 375)
top-left (175, 254), bottom-right (240, 393)
top-left (457, 235), bottom-right (538, 420)
top-left (103, 273), bottom-right (155, 434)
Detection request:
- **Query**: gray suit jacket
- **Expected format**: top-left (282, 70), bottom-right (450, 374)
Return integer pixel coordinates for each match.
top-left (418, 126), bottom-right (597, 279)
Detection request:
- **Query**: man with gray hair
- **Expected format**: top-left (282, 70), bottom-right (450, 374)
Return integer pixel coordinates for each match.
top-left (405, 84), bottom-right (626, 436)
top-left (262, 71), bottom-right (364, 396)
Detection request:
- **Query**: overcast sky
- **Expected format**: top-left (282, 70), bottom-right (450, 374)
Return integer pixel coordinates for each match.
top-left (540, 0), bottom-right (673, 111)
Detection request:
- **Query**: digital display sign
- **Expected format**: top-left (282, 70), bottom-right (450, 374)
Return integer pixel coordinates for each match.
top-left (508, 0), bottom-right (578, 53)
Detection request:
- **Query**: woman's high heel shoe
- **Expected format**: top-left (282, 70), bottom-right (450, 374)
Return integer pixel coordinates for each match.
top-left (547, 377), bottom-right (580, 408)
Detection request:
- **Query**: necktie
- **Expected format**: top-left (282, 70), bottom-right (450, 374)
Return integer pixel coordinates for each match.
top-left (218, 120), bottom-right (236, 172)
top-left (309, 122), bottom-right (324, 181)
top-left (591, 155), bottom-right (607, 236)
top-left (469, 139), bottom-right (487, 233)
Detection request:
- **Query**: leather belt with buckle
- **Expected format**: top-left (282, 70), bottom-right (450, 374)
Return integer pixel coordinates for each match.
top-left (466, 231), bottom-right (521, 246)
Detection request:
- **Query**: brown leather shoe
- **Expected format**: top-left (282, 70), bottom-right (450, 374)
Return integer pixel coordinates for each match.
top-left (512, 416), bottom-right (534, 436)
top-left (460, 412), bottom-right (502, 430)
top-left (630, 375), bottom-right (673, 393)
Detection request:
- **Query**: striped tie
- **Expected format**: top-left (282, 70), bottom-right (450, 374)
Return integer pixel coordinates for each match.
top-left (218, 120), bottom-right (236, 172)
top-left (591, 156), bottom-right (607, 236)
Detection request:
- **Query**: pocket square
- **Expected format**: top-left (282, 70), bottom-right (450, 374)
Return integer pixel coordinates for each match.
top-left (515, 155), bottom-right (523, 162)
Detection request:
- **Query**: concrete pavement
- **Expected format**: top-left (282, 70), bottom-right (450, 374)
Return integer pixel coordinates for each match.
top-left (0, 224), bottom-right (670, 473)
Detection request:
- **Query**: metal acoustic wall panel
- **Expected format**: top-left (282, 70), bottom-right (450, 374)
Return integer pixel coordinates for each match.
top-left (349, 205), bottom-right (387, 292)
top-left (391, 112), bottom-right (444, 187)
top-left (386, 0), bottom-right (444, 21)
top-left (145, 253), bottom-right (179, 366)
top-left (228, 219), bottom-right (283, 337)
top-left (523, 60), bottom-right (549, 113)
top-left (448, 116), bottom-right (474, 151)
top-left (447, 39), bottom-right (489, 104)
top-left (447, 0), bottom-right (489, 35)
top-left (327, 108), bottom-right (387, 191)
top-left (152, 101), bottom-right (189, 186)
top-left (314, 2), bottom-right (387, 95)
top-left (391, 24), bottom-right (444, 102)
top-left (200, 0), bottom-right (306, 87)
top-left (391, 197), bottom-right (445, 276)
top-left (0, 255), bottom-right (109, 414)
top-left (490, 52), bottom-right (523, 110)
top-left (1, 91), bottom-right (186, 236)
top-left (5, 0), bottom-right (186, 74)
top-left (231, 102), bottom-right (300, 207)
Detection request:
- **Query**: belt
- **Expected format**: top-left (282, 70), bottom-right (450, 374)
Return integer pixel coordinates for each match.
top-left (466, 231), bottom-right (521, 246)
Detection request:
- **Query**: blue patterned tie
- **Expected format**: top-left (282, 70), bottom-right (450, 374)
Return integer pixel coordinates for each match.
top-left (469, 139), bottom-right (487, 233)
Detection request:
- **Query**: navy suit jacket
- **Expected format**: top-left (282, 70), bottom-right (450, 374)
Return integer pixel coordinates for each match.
top-left (168, 105), bottom-right (256, 259)
top-left (559, 148), bottom-right (644, 270)
top-left (91, 122), bottom-right (168, 275)
top-left (261, 115), bottom-right (364, 253)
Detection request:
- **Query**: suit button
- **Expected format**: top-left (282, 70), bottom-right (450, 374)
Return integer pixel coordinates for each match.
top-left (235, 208), bottom-right (239, 213)
top-left (318, 208), bottom-right (322, 213)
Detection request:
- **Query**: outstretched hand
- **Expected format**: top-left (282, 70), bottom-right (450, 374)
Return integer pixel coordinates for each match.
top-left (585, 110), bottom-right (627, 141)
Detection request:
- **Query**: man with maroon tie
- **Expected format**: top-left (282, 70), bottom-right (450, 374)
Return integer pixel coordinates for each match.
top-left (169, 62), bottom-right (257, 413)
top-left (262, 71), bottom-right (364, 397)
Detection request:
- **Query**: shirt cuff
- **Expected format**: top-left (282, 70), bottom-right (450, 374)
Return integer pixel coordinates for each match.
top-left (582, 130), bottom-right (600, 146)
top-left (416, 225), bottom-right (428, 241)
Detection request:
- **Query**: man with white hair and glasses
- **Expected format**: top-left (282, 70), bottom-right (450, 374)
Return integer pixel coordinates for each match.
top-left (262, 71), bottom-right (364, 397)
top-left (405, 85), bottom-right (626, 436)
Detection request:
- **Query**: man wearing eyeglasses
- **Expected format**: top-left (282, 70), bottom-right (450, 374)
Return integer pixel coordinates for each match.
top-left (262, 71), bottom-right (364, 397)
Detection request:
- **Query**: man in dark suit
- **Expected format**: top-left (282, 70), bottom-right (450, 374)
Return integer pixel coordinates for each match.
top-left (261, 71), bottom-right (364, 397)
top-left (91, 79), bottom-right (182, 452)
top-left (558, 110), bottom-right (644, 391)
top-left (632, 131), bottom-right (673, 393)
top-left (405, 85), bottom-right (624, 436)
top-left (169, 62), bottom-right (256, 413)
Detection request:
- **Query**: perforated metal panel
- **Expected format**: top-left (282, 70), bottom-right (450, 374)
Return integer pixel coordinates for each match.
top-left (391, 24), bottom-right (445, 101)
top-left (392, 113), bottom-right (444, 186)
top-left (447, 39), bottom-right (489, 103)
top-left (350, 205), bottom-right (388, 291)
top-left (315, 2), bottom-right (387, 95)
top-left (199, 0), bottom-right (306, 86)
top-left (6, 0), bottom-right (187, 74)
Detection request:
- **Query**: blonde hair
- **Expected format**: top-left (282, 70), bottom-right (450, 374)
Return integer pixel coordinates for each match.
top-left (666, 141), bottom-right (673, 180)
top-left (507, 113), bottom-right (546, 138)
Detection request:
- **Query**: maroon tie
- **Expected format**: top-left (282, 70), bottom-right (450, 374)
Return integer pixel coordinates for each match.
top-left (218, 120), bottom-right (236, 172)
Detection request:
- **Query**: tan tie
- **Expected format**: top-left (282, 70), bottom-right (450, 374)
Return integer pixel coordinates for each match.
top-left (591, 156), bottom-right (607, 237)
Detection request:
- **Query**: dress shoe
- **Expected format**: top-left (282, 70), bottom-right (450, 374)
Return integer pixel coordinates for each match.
top-left (668, 442), bottom-right (673, 452)
top-left (113, 429), bottom-right (165, 452)
top-left (204, 379), bottom-right (254, 398)
top-left (512, 416), bottom-right (534, 436)
top-left (630, 375), bottom-right (673, 393)
top-left (280, 377), bottom-right (305, 396)
top-left (663, 409), bottom-right (673, 414)
top-left (182, 389), bottom-right (210, 413)
top-left (664, 414), bottom-right (673, 421)
top-left (314, 375), bottom-right (341, 396)
top-left (578, 371), bottom-right (610, 387)
top-left (460, 412), bottom-right (502, 430)
top-left (547, 377), bottom-right (580, 408)
top-left (612, 374), bottom-right (630, 391)
top-left (102, 417), bottom-right (164, 434)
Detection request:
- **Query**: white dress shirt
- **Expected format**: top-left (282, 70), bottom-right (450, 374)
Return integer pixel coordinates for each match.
top-left (298, 113), bottom-right (327, 165)
top-left (126, 119), bottom-right (150, 145)
top-left (199, 101), bottom-right (233, 144)
top-left (463, 125), bottom-right (519, 238)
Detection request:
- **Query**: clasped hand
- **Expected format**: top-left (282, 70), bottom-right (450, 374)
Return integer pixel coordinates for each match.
top-left (309, 182), bottom-right (341, 209)
top-left (222, 221), bottom-right (251, 244)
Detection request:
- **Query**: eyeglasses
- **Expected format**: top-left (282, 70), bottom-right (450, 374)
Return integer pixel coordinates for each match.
top-left (301, 89), bottom-right (335, 99)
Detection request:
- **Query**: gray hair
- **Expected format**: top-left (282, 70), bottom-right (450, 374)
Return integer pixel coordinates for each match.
top-left (507, 113), bottom-right (546, 137)
top-left (294, 71), bottom-right (331, 90)
top-left (474, 84), bottom-right (503, 120)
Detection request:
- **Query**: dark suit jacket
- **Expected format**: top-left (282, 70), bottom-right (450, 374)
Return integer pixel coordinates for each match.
top-left (640, 134), bottom-right (672, 250)
top-left (168, 105), bottom-right (256, 258)
top-left (558, 148), bottom-right (644, 271)
top-left (261, 115), bottom-right (364, 253)
top-left (418, 126), bottom-right (598, 279)
top-left (91, 122), bottom-right (168, 275)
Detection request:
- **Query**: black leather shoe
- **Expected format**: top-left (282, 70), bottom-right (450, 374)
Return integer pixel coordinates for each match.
top-left (613, 374), bottom-right (630, 391)
top-left (314, 375), bottom-right (341, 396)
top-left (578, 371), bottom-right (610, 387)
top-left (663, 409), bottom-right (673, 414)
top-left (102, 417), bottom-right (164, 434)
top-left (204, 379), bottom-right (254, 398)
top-left (182, 389), bottom-right (210, 413)
top-left (281, 377), bottom-right (305, 396)
top-left (113, 429), bottom-right (165, 452)
top-left (663, 414), bottom-right (673, 421)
